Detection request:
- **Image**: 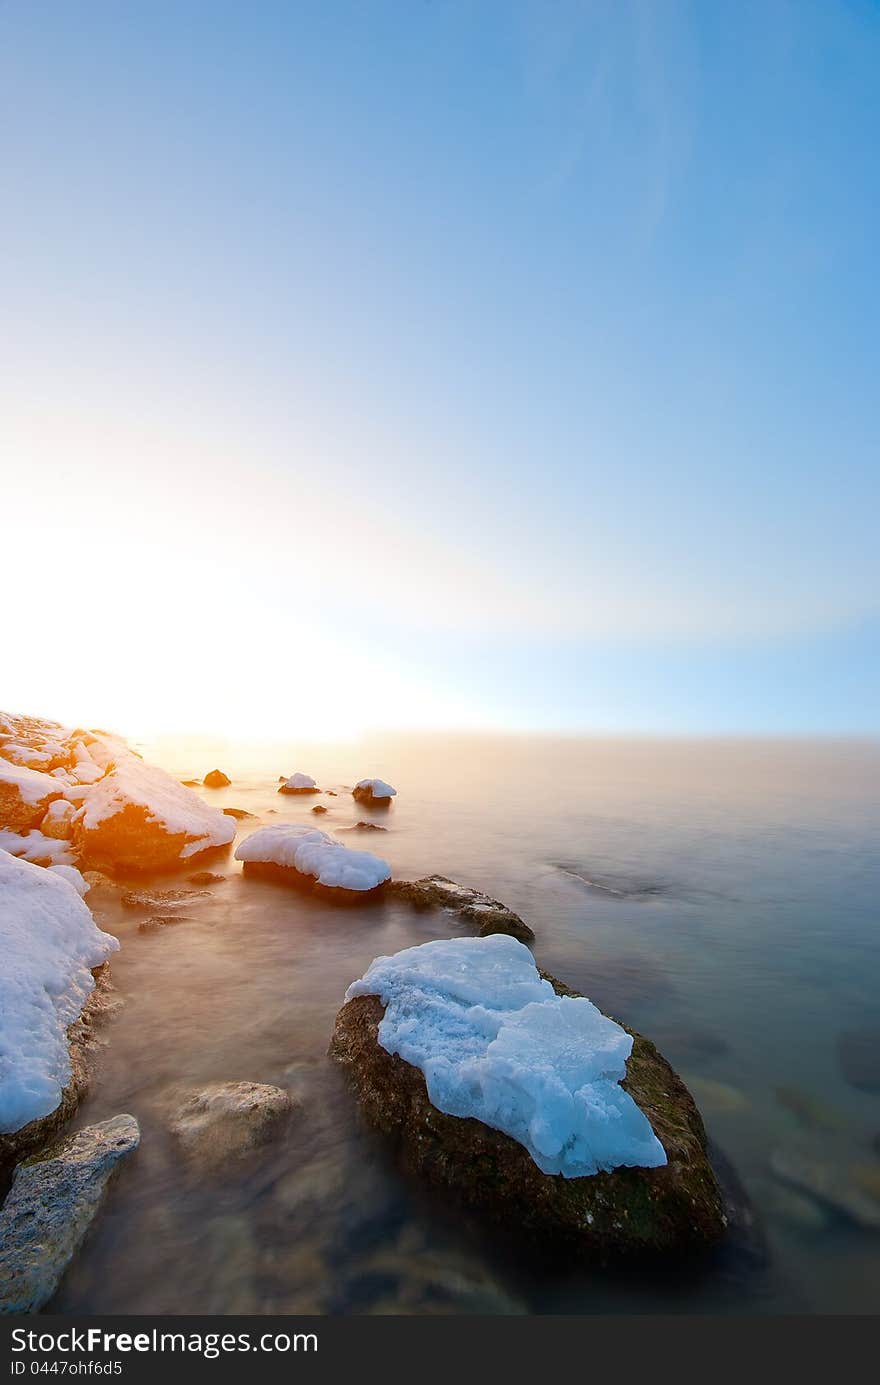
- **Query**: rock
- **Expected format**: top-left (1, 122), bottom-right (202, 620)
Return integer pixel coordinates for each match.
top-left (180, 779), bottom-right (201, 787)
top-left (837, 1027), bottom-right (880, 1095)
top-left (0, 965), bottom-right (116, 1178)
top-left (770, 1146), bottom-right (880, 1229)
top-left (774, 1085), bottom-right (844, 1133)
top-left (311, 804), bottom-right (328, 814)
top-left (203, 769), bottom-right (231, 788)
top-left (0, 760), bottom-right (62, 832)
top-left (387, 876), bottom-right (534, 944)
top-left (188, 870), bottom-right (225, 885)
top-left (167, 1081), bottom-right (294, 1168)
top-left (682, 1076), bottom-right (747, 1115)
top-left (764, 1181), bottom-right (830, 1230)
top-left (137, 915), bottom-right (195, 934)
top-left (75, 758), bottom-right (235, 872)
top-left (0, 1114), bottom-right (140, 1314)
top-left (222, 807), bottom-right (256, 820)
top-left (345, 821), bottom-right (388, 832)
top-left (40, 798), bottom-right (76, 841)
top-left (352, 779), bottom-right (396, 806)
top-left (121, 887), bottom-right (209, 909)
top-left (329, 972), bottom-right (725, 1260)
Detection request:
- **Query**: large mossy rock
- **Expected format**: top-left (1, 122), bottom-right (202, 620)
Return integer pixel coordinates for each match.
top-left (329, 971), bottom-right (725, 1261)
top-left (0, 1114), bottom-right (140, 1314)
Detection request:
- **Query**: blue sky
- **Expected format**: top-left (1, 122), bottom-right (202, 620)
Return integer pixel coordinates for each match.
top-left (1, 1), bottom-right (877, 735)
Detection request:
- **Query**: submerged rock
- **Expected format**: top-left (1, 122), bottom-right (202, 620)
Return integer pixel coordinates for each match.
top-left (347, 820), bottom-right (388, 832)
top-left (774, 1085), bottom-right (844, 1133)
top-left (203, 769), bottom-right (231, 788)
top-left (837, 1027), bottom-right (880, 1095)
top-left (770, 1146), bottom-right (880, 1229)
top-left (167, 1081), bottom-right (294, 1168)
top-left (222, 807), bottom-right (256, 820)
top-left (188, 870), bottom-right (226, 885)
top-left (311, 804), bottom-right (328, 814)
top-left (329, 965), bottom-right (725, 1260)
top-left (137, 914), bottom-right (196, 934)
top-left (388, 875), bottom-right (534, 944)
top-left (121, 887), bottom-right (209, 909)
top-left (0, 1114), bottom-right (140, 1314)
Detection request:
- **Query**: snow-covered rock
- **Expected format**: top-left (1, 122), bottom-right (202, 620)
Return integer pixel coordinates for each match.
top-left (278, 772), bottom-right (318, 795)
top-left (353, 778), bottom-right (396, 805)
top-left (0, 852), bottom-right (119, 1135)
top-left (0, 1114), bottom-right (140, 1314)
top-left (346, 935), bottom-right (665, 1178)
top-left (0, 828), bottom-right (77, 868)
top-left (235, 823), bottom-right (390, 901)
top-left (331, 941), bottom-right (725, 1258)
top-left (76, 757), bottom-right (235, 870)
top-left (40, 798), bottom-right (77, 841)
top-left (0, 760), bottom-right (62, 832)
top-left (48, 865), bottom-right (90, 897)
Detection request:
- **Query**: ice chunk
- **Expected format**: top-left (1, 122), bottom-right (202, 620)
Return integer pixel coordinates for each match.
top-left (0, 851), bottom-right (118, 1133)
top-left (346, 935), bottom-right (667, 1178)
top-left (235, 823), bottom-right (390, 891)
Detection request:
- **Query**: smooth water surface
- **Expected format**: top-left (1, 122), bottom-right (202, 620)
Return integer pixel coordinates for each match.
top-left (50, 736), bottom-right (880, 1314)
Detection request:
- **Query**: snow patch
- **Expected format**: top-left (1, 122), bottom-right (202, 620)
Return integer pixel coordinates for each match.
top-left (346, 934), bottom-right (667, 1178)
top-left (236, 823), bottom-right (390, 891)
top-left (0, 851), bottom-right (118, 1133)
top-left (0, 830), bottom-right (77, 867)
top-left (0, 760), bottom-right (61, 806)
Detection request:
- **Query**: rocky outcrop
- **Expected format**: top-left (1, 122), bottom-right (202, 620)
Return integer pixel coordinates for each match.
top-left (203, 769), bottom-right (231, 788)
top-left (329, 971), bottom-right (725, 1261)
top-left (0, 761), bottom-right (62, 832)
top-left (0, 965), bottom-right (117, 1179)
top-left (388, 875), bottom-right (535, 943)
top-left (167, 1081), bottom-right (294, 1168)
top-left (0, 1114), bottom-right (140, 1314)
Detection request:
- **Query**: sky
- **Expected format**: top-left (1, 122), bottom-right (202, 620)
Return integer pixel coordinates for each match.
top-left (1, 0), bottom-right (878, 738)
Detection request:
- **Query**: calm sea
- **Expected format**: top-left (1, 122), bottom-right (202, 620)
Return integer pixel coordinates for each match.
top-left (51, 735), bottom-right (880, 1314)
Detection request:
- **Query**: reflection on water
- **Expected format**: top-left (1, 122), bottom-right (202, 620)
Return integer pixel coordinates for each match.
top-left (51, 735), bottom-right (880, 1314)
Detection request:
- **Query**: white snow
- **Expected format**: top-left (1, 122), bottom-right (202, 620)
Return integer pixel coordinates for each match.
top-left (0, 850), bottom-right (118, 1133)
top-left (282, 772), bottom-right (316, 790)
top-left (235, 823), bottom-right (390, 891)
top-left (79, 756), bottom-right (235, 857)
top-left (355, 778), bottom-right (397, 798)
top-left (48, 864), bottom-right (90, 896)
top-left (0, 759), bottom-right (61, 806)
top-left (0, 829), bottom-right (77, 868)
top-left (346, 935), bottom-right (667, 1178)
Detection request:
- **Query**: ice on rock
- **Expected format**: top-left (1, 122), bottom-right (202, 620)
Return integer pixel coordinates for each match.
top-left (346, 935), bottom-right (667, 1178)
top-left (235, 823), bottom-right (390, 891)
top-left (0, 851), bottom-right (118, 1133)
top-left (355, 778), bottom-right (396, 799)
top-left (280, 773), bottom-right (316, 790)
